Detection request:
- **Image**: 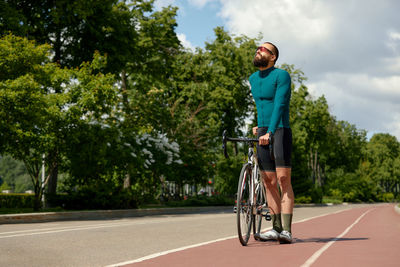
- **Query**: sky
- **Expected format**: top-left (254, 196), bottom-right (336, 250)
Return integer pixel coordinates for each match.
top-left (154, 0), bottom-right (400, 140)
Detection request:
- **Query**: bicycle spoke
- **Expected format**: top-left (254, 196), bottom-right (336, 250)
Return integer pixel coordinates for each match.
top-left (237, 164), bottom-right (253, 246)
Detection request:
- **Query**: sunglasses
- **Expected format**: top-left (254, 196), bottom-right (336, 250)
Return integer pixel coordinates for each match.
top-left (256, 46), bottom-right (274, 55)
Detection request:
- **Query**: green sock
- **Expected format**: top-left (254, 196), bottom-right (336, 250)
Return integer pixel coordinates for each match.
top-left (282, 213), bottom-right (293, 233)
top-left (271, 213), bottom-right (282, 233)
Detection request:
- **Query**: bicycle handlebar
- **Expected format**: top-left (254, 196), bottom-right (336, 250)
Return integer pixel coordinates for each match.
top-left (222, 130), bottom-right (274, 159)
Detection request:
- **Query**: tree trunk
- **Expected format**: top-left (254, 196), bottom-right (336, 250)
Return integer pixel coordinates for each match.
top-left (47, 162), bottom-right (58, 194)
top-left (123, 172), bottom-right (131, 188)
top-left (309, 148), bottom-right (314, 184)
top-left (33, 183), bottom-right (42, 211)
top-left (121, 70), bottom-right (130, 112)
top-left (54, 28), bottom-right (62, 64)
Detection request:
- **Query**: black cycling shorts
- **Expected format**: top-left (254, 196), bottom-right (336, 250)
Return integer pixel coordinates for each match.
top-left (257, 127), bottom-right (292, 171)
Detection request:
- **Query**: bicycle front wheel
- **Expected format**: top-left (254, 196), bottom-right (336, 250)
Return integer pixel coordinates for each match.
top-left (236, 163), bottom-right (253, 246)
top-left (253, 169), bottom-right (265, 239)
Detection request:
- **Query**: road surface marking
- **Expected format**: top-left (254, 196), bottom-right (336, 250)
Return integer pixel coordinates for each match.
top-left (0, 219), bottom-right (188, 239)
top-left (300, 208), bottom-right (373, 267)
top-left (0, 214), bottom-right (232, 239)
top-left (104, 235), bottom-right (238, 267)
top-left (107, 207), bottom-right (354, 267)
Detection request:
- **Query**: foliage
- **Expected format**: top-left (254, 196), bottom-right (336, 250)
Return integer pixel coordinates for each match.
top-left (45, 185), bottom-right (137, 210)
top-left (0, 155), bottom-right (32, 192)
top-left (1, 0), bottom-right (399, 210)
top-left (294, 196), bottom-right (312, 204)
top-left (0, 34), bottom-right (118, 210)
top-left (214, 152), bottom-right (246, 196)
top-left (0, 193), bottom-right (35, 209)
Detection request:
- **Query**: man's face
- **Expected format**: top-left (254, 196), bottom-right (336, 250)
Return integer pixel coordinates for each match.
top-left (253, 43), bottom-right (275, 68)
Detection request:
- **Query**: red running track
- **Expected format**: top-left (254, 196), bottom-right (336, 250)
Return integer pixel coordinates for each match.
top-left (121, 204), bottom-right (400, 267)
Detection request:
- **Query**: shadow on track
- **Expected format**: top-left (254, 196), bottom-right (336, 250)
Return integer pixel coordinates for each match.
top-left (245, 236), bottom-right (368, 247)
top-left (294, 237), bottom-right (369, 243)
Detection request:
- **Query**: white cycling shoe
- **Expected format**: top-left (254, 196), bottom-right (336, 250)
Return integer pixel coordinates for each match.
top-left (258, 229), bottom-right (280, 241)
top-left (279, 230), bottom-right (293, 244)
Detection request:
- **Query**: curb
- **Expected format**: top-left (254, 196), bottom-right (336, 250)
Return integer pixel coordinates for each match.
top-left (395, 203), bottom-right (400, 215)
top-left (2, 202), bottom-right (393, 224)
top-left (0, 206), bottom-right (232, 224)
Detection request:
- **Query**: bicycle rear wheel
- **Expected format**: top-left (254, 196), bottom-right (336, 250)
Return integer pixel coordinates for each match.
top-left (253, 170), bottom-right (265, 239)
top-left (236, 163), bottom-right (253, 246)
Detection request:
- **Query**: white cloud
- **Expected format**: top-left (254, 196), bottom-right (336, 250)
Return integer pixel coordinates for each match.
top-left (216, 0), bottom-right (400, 140)
top-left (218, 0), bottom-right (332, 44)
top-left (383, 57), bottom-right (400, 73)
top-left (308, 72), bottom-right (400, 139)
top-left (177, 33), bottom-right (196, 50)
top-left (386, 29), bottom-right (400, 55)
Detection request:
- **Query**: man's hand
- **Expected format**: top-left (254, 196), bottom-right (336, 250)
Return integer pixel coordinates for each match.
top-left (252, 126), bottom-right (258, 136)
top-left (259, 133), bottom-right (270, 146)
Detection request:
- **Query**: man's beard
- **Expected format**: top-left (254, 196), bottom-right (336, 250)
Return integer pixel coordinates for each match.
top-left (253, 55), bottom-right (269, 68)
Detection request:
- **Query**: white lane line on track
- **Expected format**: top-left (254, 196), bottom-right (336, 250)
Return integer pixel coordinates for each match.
top-left (104, 235), bottom-right (238, 267)
top-left (300, 208), bottom-right (374, 267)
top-left (0, 222), bottom-right (144, 239)
top-left (0, 219), bottom-right (183, 239)
top-left (0, 214), bottom-right (228, 239)
top-left (0, 222), bottom-right (131, 235)
top-left (106, 207), bottom-right (355, 267)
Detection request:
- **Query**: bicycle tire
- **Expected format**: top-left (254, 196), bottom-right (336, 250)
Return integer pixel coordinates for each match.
top-left (236, 163), bottom-right (253, 246)
top-left (253, 169), bottom-right (265, 239)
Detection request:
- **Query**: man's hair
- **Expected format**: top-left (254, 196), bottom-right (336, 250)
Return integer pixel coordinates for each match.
top-left (264, 42), bottom-right (279, 63)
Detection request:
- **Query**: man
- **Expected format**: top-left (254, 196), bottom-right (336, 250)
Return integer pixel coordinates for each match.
top-left (249, 42), bottom-right (294, 244)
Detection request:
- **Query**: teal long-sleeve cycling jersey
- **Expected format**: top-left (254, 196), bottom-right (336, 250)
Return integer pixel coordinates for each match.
top-left (249, 66), bottom-right (292, 135)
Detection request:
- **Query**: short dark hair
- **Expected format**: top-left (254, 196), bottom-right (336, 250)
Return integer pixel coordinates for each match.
top-left (264, 42), bottom-right (279, 63)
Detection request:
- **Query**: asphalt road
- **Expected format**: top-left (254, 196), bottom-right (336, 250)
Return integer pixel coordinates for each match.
top-left (0, 204), bottom-right (391, 267)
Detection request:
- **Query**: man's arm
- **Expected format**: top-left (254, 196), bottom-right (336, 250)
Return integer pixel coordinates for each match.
top-left (268, 71), bottom-right (291, 134)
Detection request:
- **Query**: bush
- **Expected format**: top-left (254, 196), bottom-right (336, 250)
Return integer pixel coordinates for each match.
top-left (45, 186), bottom-right (138, 210)
top-left (295, 195), bottom-right (312, 204)
top-left (308, 186), bottom-right (323, 203)
top-left (214, 152), bottom-right (246, 196)
top-left (0, 193), bottom-right (35, 208)
top-left (378, 192), bottom-right (395, 202)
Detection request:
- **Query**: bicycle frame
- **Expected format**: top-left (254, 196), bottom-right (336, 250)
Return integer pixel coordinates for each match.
top-left (247, 141), bottom-right (258, 216)
top-left (223, 130), bottom-right (271, 245)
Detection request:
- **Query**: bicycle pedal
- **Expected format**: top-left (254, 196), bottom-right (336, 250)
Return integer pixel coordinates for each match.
top-left (265, 213), bottom-right (271, 221)
top-left (233, 206), bottom-right (237, 213)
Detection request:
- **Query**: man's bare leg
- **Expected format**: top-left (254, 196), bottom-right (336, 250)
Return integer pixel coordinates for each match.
top-left (261, 171), bottom-right (282, 235)
top-left (261, 171), bottom-right (280, 215)
top-left (260, 168), bottom-right (294, 242)
top-left (276, 167), bottom-right (294, 243)
top-left (276, 167), bottom-right (294, 214)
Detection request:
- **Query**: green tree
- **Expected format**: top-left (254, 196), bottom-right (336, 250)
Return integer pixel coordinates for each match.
top-left (0, 155), bottom-right (32, 193)
top-left (364, 133), bottom-right (400, 197)
top-left (0, 34), bottom-right (118, 209)
top-left (0, 0), bottom-right (148, 71)
top-left (1, 0), bottom-right (183, 196)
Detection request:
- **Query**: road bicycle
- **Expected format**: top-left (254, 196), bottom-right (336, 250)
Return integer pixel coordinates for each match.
top-left (222, 130), bottom-right (272, 246)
